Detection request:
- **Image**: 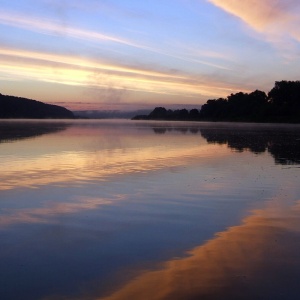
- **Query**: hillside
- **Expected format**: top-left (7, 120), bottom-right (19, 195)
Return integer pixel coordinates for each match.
top-left (0, 93), bottom-right (74, 119)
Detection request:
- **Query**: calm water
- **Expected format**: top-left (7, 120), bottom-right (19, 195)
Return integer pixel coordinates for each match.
top-left (1, 120), bottom-right (300, 300)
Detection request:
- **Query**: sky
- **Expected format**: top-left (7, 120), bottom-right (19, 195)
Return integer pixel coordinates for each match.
top-left (1, 0), bottom-right (300, 111)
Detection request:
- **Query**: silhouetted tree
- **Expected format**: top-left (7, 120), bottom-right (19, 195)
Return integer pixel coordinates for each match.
top-left (200, 98), bottom-right (228, 120)
top-left (132, 81), bottom-right (300, 123)
top-left (148, 107), bottom-right (168, 120)
top-left (268, 81), bottom-right (300, 121)
top-left (173, 109), bottom-right (188, 120)
top-left (189, 108), bottom-right (200, 120)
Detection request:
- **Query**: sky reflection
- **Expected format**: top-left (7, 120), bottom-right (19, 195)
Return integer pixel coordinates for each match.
top-left (1, 120), bottom-right (300, 300)
top-left (0, 121), bottom-right (232, 191)
top-left (0, 195), bottom-right (125, 227)
top-left (94, 198), bottom-right (300, 300)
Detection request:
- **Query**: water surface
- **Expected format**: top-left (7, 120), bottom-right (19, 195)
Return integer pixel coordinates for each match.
top-left (1, 120), bottom-right (300, 299)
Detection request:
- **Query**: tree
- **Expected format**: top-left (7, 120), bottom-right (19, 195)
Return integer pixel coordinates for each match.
top-left (268, 81), bottom-right (300, 120)
top-left (189, 108), bottom-right (200, 120)
top-left (148, 107), bottom-right (168, 119)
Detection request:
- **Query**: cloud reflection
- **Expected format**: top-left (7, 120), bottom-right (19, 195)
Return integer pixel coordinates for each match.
top-left (91, 199), bottom-right (300, 300)
top-left (0, 124), bottom-right (230, 191)
top-left (0, 195), bottom-right (124, 227)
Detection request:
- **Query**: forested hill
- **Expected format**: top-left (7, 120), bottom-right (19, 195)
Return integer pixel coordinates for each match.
top-left (0, 93), bottom-right (74, 119)
top-left (132, 81), bottom-right (300, 123)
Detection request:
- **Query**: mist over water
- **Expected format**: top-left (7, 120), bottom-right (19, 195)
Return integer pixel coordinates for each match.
top-left (1, 120), bottom-right (300, 300)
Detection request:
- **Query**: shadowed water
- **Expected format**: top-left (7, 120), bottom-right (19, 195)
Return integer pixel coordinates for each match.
top-left (0, 120), bottom-right (300, 300)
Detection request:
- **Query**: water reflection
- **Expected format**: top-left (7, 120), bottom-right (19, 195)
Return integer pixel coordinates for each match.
top-left (0, 120), bottom-right (70, 143)
top-left (199, 124), bottom-right (300, 165)
top-left (0, 121), bottom-right (227, 191)
top-left (0, 195), bottom-right (125, 227)
top-left (140, 122), bottom-right (200, 135)
top-left (45, 199), bottom-right (300, 300)
top-left (148, 122), bottom-right (300, 165)
top-left (99, 201), bottom-right (300, 299)
top-left (1, 120), bottom-right (300, 300)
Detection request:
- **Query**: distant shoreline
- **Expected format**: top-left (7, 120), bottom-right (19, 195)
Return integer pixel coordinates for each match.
top-left (2, 80), bottom-right (300, 123)
top-left (132, 81), bottom-right (300, 124)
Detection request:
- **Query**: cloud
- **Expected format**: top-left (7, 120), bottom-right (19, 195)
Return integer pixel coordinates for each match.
top-left (0, 47), bottom-right (187, 80)
top-left (0, 46), bottom-right (243, 100)
top-left (208, 0), bottom-right (293, 30)
top-left (207, 0), bottom-right (300, 49)
top-left (0, 9), bottom-right (233, 70)
top-left (0, 10), bottom-right (144, 48)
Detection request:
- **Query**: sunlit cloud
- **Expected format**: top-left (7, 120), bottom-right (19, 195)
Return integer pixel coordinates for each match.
top-left (0, 46), bottom-right (240, 100)
top-left (0, 47), bottom-right (187, 80)
top-left (0, 7), bottom-right (262, 105)
top-left (1, 2), bottom-right (296, 107)
top-left (207, 0), bottom-right (300, 47)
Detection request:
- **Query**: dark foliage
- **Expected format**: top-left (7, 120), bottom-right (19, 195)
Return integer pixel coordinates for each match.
top-left (0, 94), bottom-right (74, 119)
top-left (267, 81), bottom-right (300, 121)
top-left (200, 90), bottom-right (268, 122)
top-left (132, 106), bottom-right (201, 121)
top-left (132, 81), bottom-right (300, 123)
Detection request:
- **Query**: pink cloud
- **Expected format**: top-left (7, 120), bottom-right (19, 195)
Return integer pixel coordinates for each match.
top-left (208, 0), bottom-right (300, 47)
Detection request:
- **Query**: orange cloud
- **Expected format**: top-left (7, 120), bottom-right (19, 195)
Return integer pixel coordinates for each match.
top-left (208, 0), bottom-right (300, 47)
top-left (0, 46), bottom-right (241, 100)
top-left (208, 0), bottom-right (294, 30)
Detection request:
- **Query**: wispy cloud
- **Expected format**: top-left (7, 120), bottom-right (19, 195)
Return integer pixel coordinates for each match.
top-left (0, 10), bottom-right (143, 48)
top-left (0, 4), bottom-right (281, 106)
top-left (0, 9), bottom-right (232, 70)
top-left (0, 46), bottom-right (241, 100)
top-left (0, 47), bottom-right (186, 80)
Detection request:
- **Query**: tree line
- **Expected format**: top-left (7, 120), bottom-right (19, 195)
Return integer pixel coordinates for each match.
top-left (132, 81), bottom-right (300, 123)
